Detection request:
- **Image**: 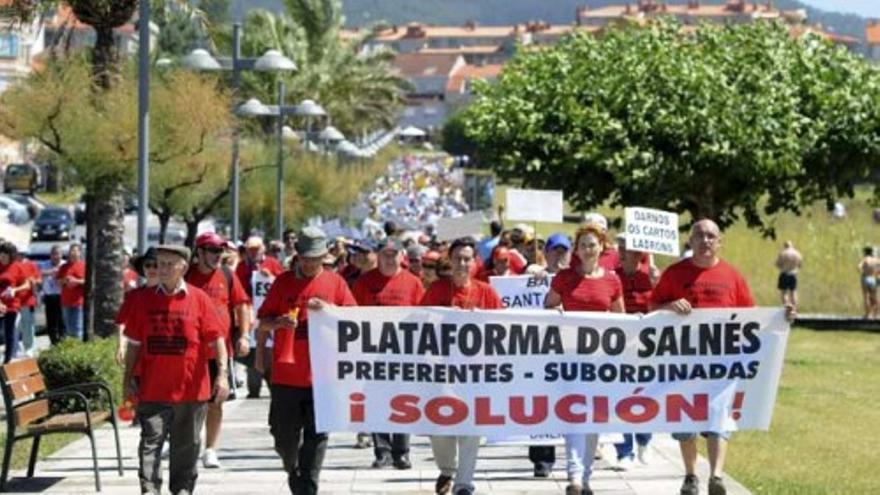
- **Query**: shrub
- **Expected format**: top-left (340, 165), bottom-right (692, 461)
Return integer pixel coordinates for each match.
top-left (37, 337), bottom-right (122, 414)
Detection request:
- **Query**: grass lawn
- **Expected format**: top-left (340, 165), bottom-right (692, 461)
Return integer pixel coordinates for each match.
top-left (0, 432), bottom-right (78, 470)
top-left (711, 328), bottom-right (880, 494)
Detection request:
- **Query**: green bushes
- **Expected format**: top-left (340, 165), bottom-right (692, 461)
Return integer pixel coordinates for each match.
top-left (37, 337), bottom-right (122, 413)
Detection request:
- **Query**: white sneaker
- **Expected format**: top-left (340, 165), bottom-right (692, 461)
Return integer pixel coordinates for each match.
top-left (616, 456), bottom-right (636, 472)
top-left (600, 443), bottom-right (619, 469)
top-left (637, 444), bottom-right (650, 465)
top-left (202, 448), bottom-right (221, 468)
top-left (160, 443), bottom-right (170, 459)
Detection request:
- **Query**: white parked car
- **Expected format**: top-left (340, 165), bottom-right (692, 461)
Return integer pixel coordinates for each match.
top-left (0, 195), bottom-right (29, 224)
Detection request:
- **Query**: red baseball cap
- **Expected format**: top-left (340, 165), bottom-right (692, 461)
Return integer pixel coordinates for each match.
top-left (492, 246), bottom-right (511, 261)
top-left (196, 232), bottom-right (225, 249)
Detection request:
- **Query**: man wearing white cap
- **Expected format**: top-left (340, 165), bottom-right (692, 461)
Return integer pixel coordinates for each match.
top-left (235, 235), bottom-right (284, 398)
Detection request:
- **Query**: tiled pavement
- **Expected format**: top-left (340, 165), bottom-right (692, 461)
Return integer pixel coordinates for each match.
top-left (3, 395), bottom-right (751, 494)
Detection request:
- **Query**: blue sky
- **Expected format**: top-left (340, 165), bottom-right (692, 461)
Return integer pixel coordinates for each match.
top-left (800, 0), bottom-right (880, 17)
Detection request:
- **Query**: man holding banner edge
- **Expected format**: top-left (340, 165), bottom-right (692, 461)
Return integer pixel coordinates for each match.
top-left (652, 219), bottom-right (795, 495)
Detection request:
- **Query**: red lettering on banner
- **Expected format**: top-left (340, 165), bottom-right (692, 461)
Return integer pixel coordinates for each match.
top-left (389, 394), bottom-right (421, 424)
top-left (555, 394), bottom-right (587, 423)
top-left (475, 397), bottom-right (505, 425)
top-left (509, 396), bottom-right (548, 425)
top-left (593, 396), bottom-right (609, 423)
top-left (425, 397), bottom-right (469, 425)
top-left (666, 393), bottom-right (709, 422)
top-left (615, 388), bottom-right (660, 424)
top-left (349, 393), bottom-right (365, 422)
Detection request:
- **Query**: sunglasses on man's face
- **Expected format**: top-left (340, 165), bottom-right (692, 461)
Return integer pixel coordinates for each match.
top-left (143, 261), bottom-right (157, 269)
top-left (204, 247), bottom-right (223, 254)
top-left (423, 264), bottom-right (437, 270)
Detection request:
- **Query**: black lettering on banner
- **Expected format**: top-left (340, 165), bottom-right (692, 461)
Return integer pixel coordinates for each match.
top-left (254, 280), bottom-right (272, 298)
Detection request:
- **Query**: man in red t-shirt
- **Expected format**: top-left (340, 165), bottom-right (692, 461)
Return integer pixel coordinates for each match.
top-left (0, 242), bottom-right (30, 363)
top-left (353, 238), bottom-right (424, 470)
top-left (235, 235), bottom-right (284, 398)
top-left (122, 245), bottom-right (229, 495)
top-left (420, 238), bottom-right (502, 495)
top-left (651, 219), bottom-right (789, 495)
top-left (256, 227), bottom-right (356, 495)
top-left (186, 232), bottom-right (251, 469)
top-left (57, 243), bottom-right (85, 340)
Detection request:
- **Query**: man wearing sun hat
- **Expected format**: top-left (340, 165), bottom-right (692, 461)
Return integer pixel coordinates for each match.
top-left (256, 226), bottom-right (357, 495)
top-left (123, 244), bottom-right (229, 495)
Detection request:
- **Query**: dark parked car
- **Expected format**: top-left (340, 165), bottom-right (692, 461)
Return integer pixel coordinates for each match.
top-left (31, 207), bottom-right (74, 241)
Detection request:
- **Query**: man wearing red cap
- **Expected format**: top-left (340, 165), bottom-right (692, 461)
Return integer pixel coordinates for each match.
top-left (186, 232), bottom-right (251, 468)
top-left (352, 238), bottom-right (425, 470)
top-left (476, 246), bottom-right (517, 282)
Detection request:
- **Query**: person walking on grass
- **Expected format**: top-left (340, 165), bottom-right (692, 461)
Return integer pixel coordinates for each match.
top-left (775, 241), bottom-right (803, 310)
top-left (858, 246), bottom-right (878, 319)
top-left (651, 219), bottom-right (795, 495)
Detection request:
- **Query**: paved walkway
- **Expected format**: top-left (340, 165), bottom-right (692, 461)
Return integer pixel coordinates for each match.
top-left (3, 393), bottom-right (751, 494)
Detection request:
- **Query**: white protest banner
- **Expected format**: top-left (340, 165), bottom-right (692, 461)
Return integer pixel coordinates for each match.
top-left (250, 271), bottom-right (274, 347)
top-left (505, 189), bottom-right (563, 223)
top-left (624, 207), bottom-right (680, 257)
top-left (309, 307), bottom-right (789, 436)
top-left (436, 212), bottom-right (486, 241)
top-left (489, 275), bottom-right (554, 309)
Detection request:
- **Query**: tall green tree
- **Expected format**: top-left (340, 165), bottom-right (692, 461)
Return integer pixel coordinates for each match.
top-left (463, 20), bottom-right (880, 235)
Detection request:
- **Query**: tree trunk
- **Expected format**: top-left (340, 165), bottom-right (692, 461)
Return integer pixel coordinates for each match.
top-left (92, 26), bottom-right (118, 90)
top-left (157, 211), bottom-right (171, 245)
top-left (185, 219), bottom-right (200, 249)
top-left (83, 193), bottom-right (96, 340)
top-left (90, 182), bottom-right (125, 338)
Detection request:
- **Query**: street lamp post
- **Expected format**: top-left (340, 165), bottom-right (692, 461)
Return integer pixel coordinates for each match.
top-left (275, 81), bottom-right (286, 240)
top-left (182, 26), bottom-right (296, 242)
top-left (136, 0), bottom-right (150, 255)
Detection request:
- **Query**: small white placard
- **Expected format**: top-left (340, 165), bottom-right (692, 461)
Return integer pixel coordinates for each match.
top-left (624, 207), bottom-right (680, 257)
top-left (436, 212), bottom-right (486, 241)
top-left (505, 189), bottom-right (563, 223)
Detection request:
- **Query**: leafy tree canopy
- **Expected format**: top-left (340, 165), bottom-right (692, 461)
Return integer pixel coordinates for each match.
top-left (462, 20), bottom-right (880, 235)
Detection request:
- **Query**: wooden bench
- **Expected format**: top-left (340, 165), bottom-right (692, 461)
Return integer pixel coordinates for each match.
top-left (0, 358), bottom-right (123, 492)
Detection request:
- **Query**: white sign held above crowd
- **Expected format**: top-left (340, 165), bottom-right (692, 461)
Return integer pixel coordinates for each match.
top-left (505, 189), bottom-right (564, 223)
top-left (624, 207), bottom-right (680, 257)
top-left (436, 212), bottom-right (487, 241)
